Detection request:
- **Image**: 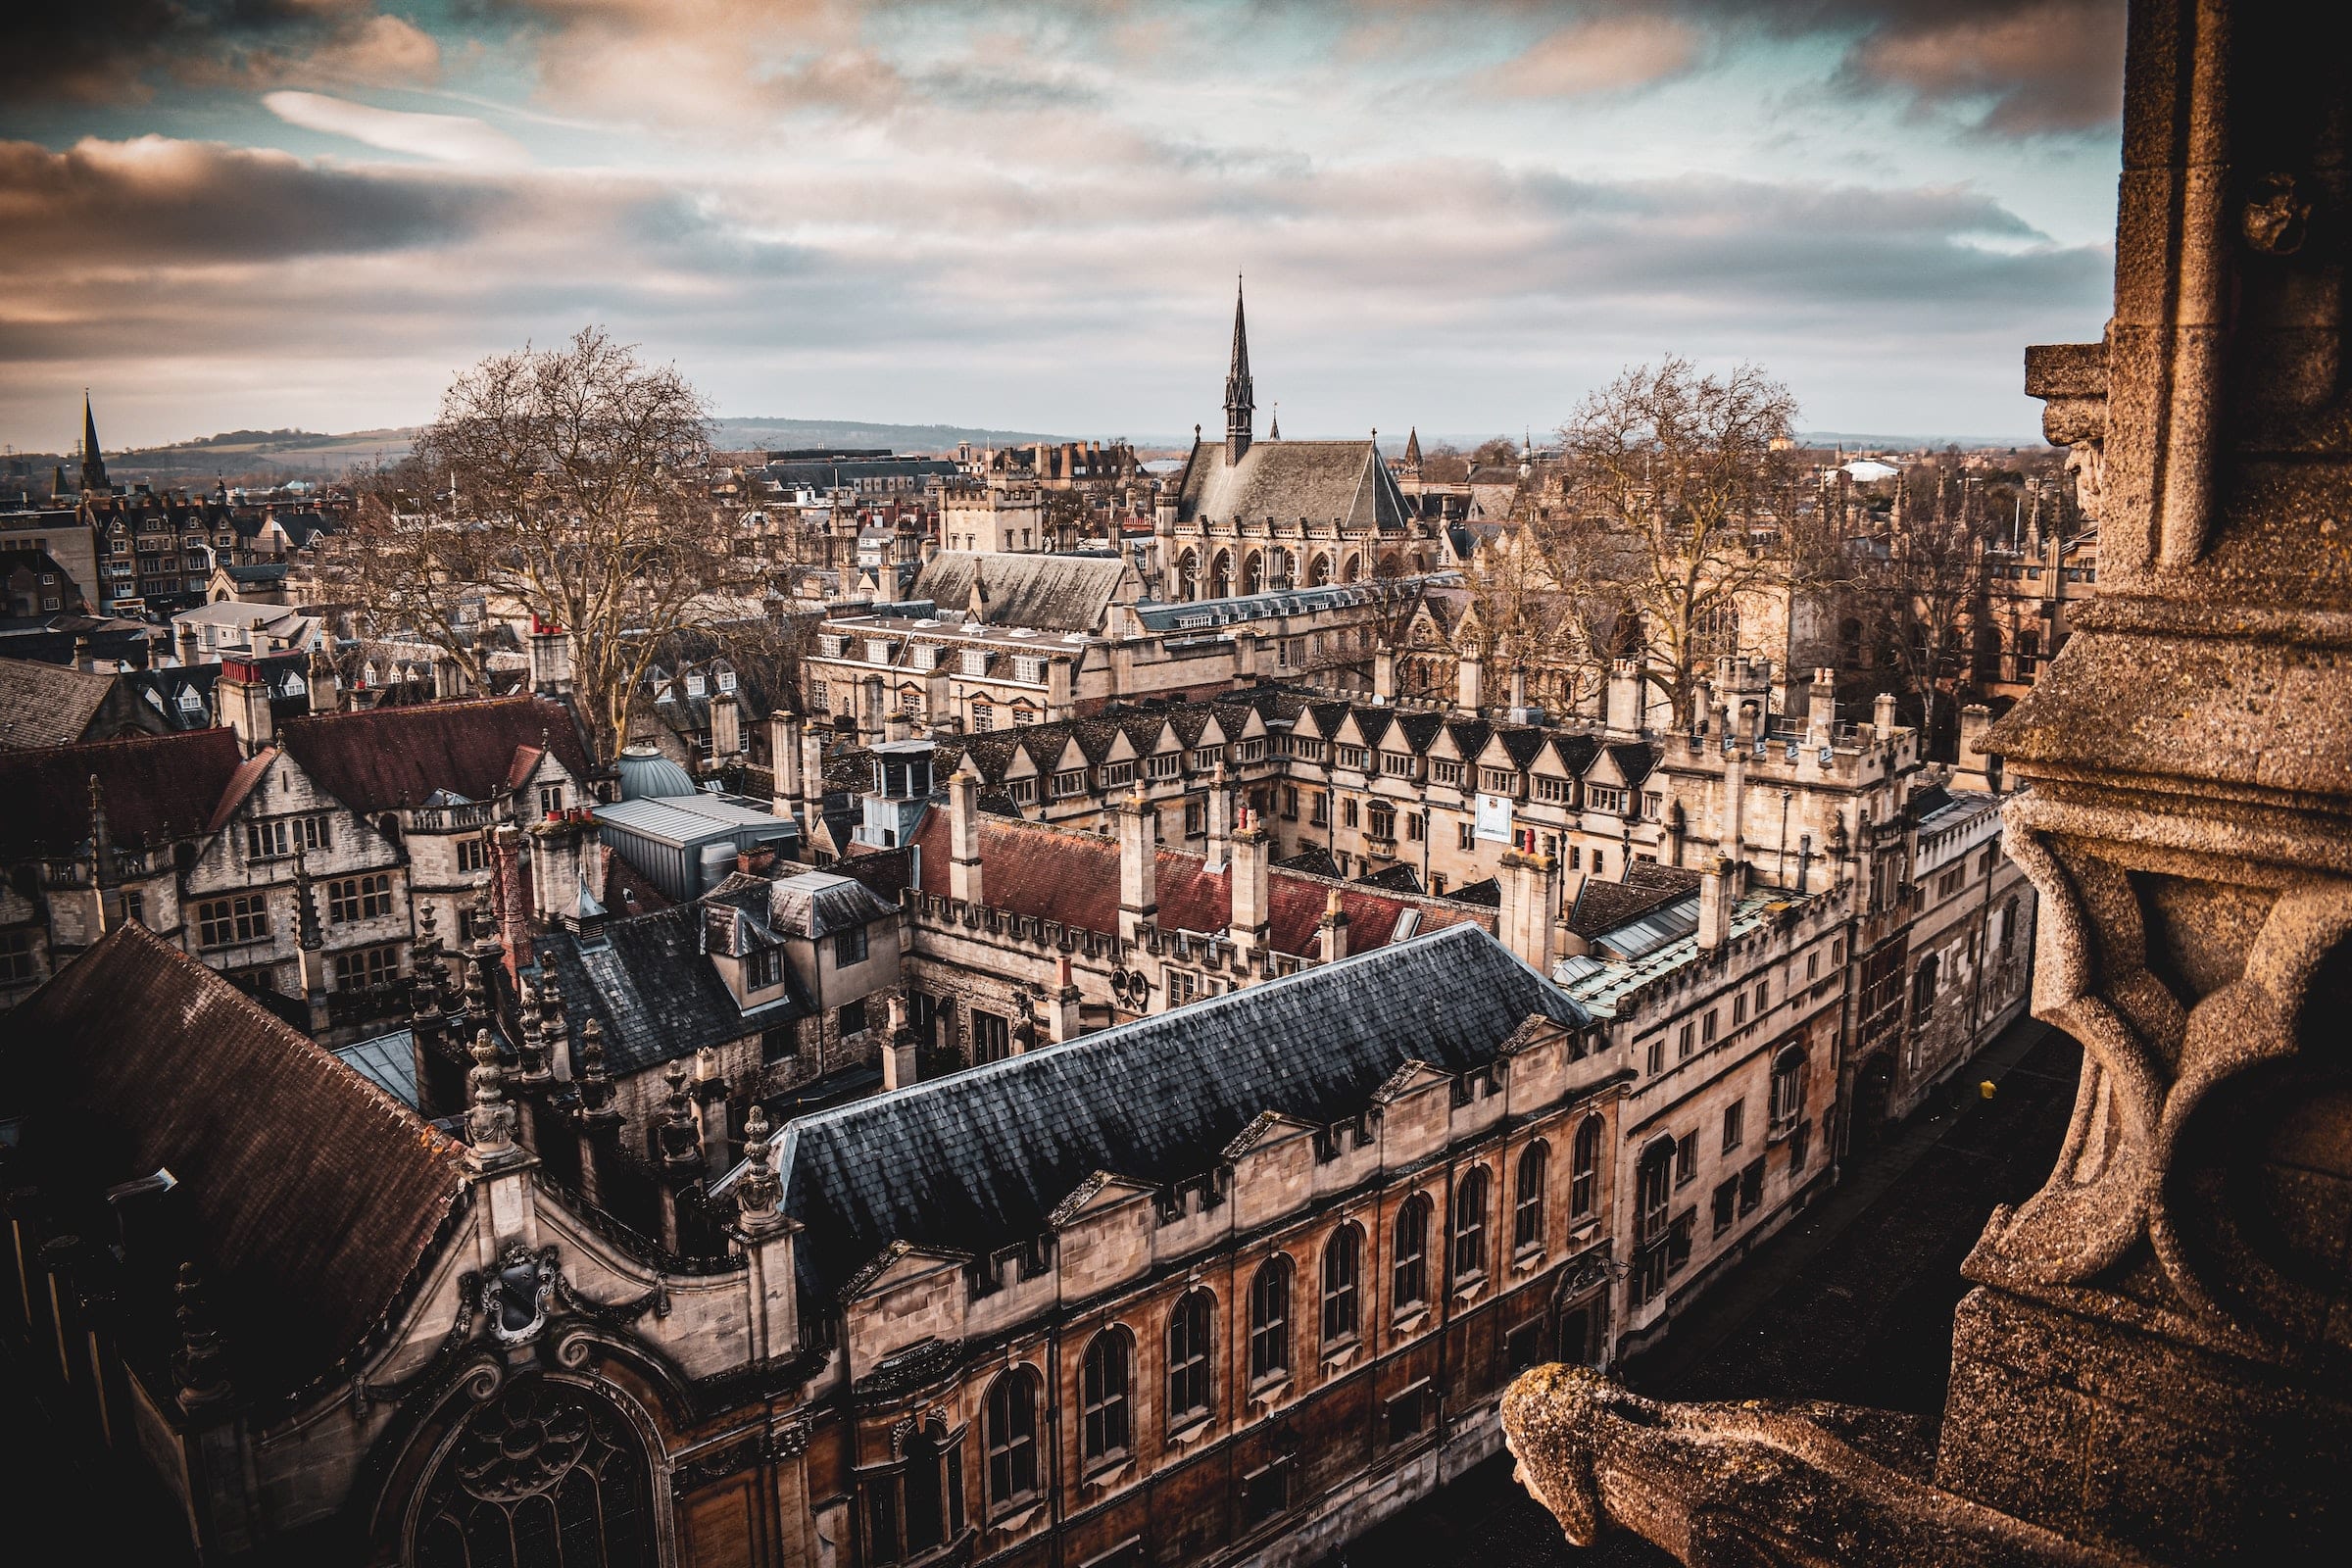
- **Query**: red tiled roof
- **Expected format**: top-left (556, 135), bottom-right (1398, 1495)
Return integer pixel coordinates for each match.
top-left (0, 727), bottom-right (245, 860)
top-left (9, 924), bottom-right (466, 1396)
top-left (907, 809), bottom-right (1485, 956)
top-left (207, 747), bottom-right (277, 832)
top-left (277, 696), bottom-right (596, 813)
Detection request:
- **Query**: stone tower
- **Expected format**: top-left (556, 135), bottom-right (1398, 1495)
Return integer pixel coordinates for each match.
top-left (1500, 3), bottom-right (2352, 1563)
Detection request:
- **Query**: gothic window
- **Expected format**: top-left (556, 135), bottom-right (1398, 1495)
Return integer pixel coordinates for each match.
top-left (413, 1378), bottom-right (654, 1568)
top-left (1248, 1255), bottom-right (1292, 1383)
top-left (1321, 1223), bottom-right (1361, 1348)
top-left (1081, 1329), bottom-right (1132, 1464)
top-left (1513, 1142), bottom-right (1547, 1253)
top-left (1450, 1166), bottom-right (1491, 1284)
top-left (1393, 1193), bottom-right (1432, 1312)
top-left (983, 1368), bottom-right (1039, 1508)
top-left (1998, 897), bottom-right (2019, 956)
top-left (1166, 1290), bottom-right (1214, 1425)
top-left (1571, 1116), bottom-right (1601, 1218)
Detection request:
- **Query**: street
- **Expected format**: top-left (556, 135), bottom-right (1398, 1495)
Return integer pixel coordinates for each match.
top-left (1343, 1020), bottom-right (2084, 1568)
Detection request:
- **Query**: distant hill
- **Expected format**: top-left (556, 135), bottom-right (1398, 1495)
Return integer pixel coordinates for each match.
top-left (710, 416), bottom-right (1070, 454)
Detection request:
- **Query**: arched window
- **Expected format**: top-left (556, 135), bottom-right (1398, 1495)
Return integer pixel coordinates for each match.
top-left (1166, 1290), bottom-right (1213, 1426)
top-left (1210, 549), bottom-right (1234, 599)
top-left (899, 1418), bottom-right (964, 1557)
top-left (984, 1368), bottom-right (1039, 1508)
top-left (1914, 953), bottom-right (1941, 1018)
top-left (1451, 1166), bottom-right (1491, 1283)
top-left (1635, 1137), bottom-right (1676, 1247)
top-left (1248, 1254), bottom-right (1292, 1383)
top-left (1308, 552), bottom-right (1333, 587)
top-left (1244, 550), bottom-right (1265, 596)
top-left (1998, 897), bottom-right (2019, 956)
top-left (1176, 548), bottom-right (1200, 602)
top-left (1393, 1194), bottom-right (1431, 1311)
top-left (1771, 1046), bottom-right (1808, 1128)
top-left (1513, 1142), bottom-right (1548, 1253)
top-left (1321, 1224), bottom-right (1362, 1347)
top-left (1081, 1329), bottom-right (1132, 1464)
top-left (1571, 1115), bottom-right (1602, 1219)
top-left (413, 1378), bottom-right (654, 1568)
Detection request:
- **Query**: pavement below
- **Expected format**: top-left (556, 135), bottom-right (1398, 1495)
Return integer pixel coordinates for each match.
top-left (1342, 1018), bottom-right (2083, 1568)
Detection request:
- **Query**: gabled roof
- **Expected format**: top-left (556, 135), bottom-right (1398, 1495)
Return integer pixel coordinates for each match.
top-left (0, 657), bottom-right (117, 749)
top-left (908, 551), bottom-right (1139, 632)
top-left (7, 924), bottom-right (465, 1396)
top-left (1606, 740), bottom-right (1661, 788)
top-left (277, 696), bottom-right (595, 813)
top-left (0, 727), bottom-right (247, 859)
top-left (760, 924), bottom-right (1587, 1303)
top-left (1567, 859), bottom-right (1703, 940)
top-left (1173, 438), bottom-right (1410, 529)
top-left (533, 901), bottom-right (814, 1078)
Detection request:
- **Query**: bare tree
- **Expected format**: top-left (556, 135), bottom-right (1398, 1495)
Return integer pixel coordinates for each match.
top-left (345, 328), bottom-right (767, 764)
top-left (1855, 475), bottom-right (1994, 759)
top-left (1458, 527), bottom-right (1603, 715)
top-left (1536, 358), bottom-right (1822, 728)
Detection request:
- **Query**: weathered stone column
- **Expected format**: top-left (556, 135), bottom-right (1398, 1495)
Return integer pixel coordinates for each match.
top-left (1501, 4), bottom-right (2352, 1562)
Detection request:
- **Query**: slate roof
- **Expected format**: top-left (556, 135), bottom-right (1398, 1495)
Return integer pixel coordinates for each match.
top-left (709, 868), bottom-right (900, 942)
top-left (122, 652), bottom-right (313, 732)
top-left (0, 727), bottom-right (246, 859)
top-left (909, 552), bottom-right (1140, 632)
top-left (7, 924), bottom-right (465, 1396)
top-left (0, 656), bottom-right (117, 748)
top-left (1172, 438), bottom-right (1410, 529)
top-left (533, 901), bottom-right (814, 1077)
top-left (1566, 860), bottom-right (1704, 940)
top-left (755, 924), bottom-right (1588, 1303)
top-left (277, 696), bottom-right (596, 812)
top-left (906, 809), bottom-right (1485, 956)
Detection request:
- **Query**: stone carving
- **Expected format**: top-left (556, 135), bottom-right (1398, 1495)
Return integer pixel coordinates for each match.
top-left (481, 1242), bottom-right (559, 1347)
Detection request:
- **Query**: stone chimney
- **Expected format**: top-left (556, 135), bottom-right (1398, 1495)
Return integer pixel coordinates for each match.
top-left (490, 822), bottom-right (532, 972)
top-left (949, 757), bottom-right (984, 904)
top-left (710, 689), bottom-right (742, 758)
top-left (1049, 955), bottom-right (1082, 1044)
top-left (1806, 667), bottom-right (1838, 749)
top-left (768, 710), bottom-right (803, 816)
top-left (1457, 649), bottom-right (1485, 712)
top-left (881, 994), bottom-right (919, 1091)
top-left (1228, 806), bottom-right (1270, 957)
top-left (1697, 856), bottom-right (1736, 953)
top-left (1374, 646), bottom-right (1397, 704)
top-left (1874, 691), bottom-right (1897, 741)
top-left (1720, 742), bottom-right (1747, 891)
top-left (73, 633), bottom-right (95, 672)
top-left (1203, 760), bottom-right (1234, 873)
top-left (175, 620), bottom-right (199, 667)
top-left (1604, 658), bottom-right (1643, 736)
top-left (218, 657), bottom-right (273, 754)
top-left (526, 616), bottom-right (571, 696)
top-left (307, 644), bottom-right (338, 713)
top-left (529, 811), bottom-right (588, 925)
top-left (1954, 704), bottom-right (1997, 792)
top-left (1117, 786), bottom-right (1157, 942)
top-left (1317, 890), bottom-right (1350, 964)
top-left (800, 725), bottom-right (828, 827)
top-left (1496, 830), bottom-right (1559, 972)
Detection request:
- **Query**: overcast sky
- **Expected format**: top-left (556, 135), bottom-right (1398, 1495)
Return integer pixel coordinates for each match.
top-left (1, 1), bottom-right (2125, 453)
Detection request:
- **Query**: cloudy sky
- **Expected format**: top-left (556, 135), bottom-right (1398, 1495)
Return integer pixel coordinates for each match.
top-left (1, 1), bottom-right (2125, 452)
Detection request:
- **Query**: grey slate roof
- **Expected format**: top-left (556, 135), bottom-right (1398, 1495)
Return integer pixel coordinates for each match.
top-left (909, 551), bottom-right (1140, 632)
top-left (752, 923), bottom-right (1588, 1304)
top-left (1172, 438), bottom-right (1410, 529)
top-left (533, 902), bottom-right (815, 1077)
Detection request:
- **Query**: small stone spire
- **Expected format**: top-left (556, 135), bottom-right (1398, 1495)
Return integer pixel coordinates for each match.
top-left (1268, 402), bottom-right (1281, 441)
top-left (576, 1017), bottom-right (619, 1127)
top-left (466, 1028), bottom-right (517, 1156)
top-left (172, 1262), bottom-right (231, 1412)
top-left (735, 1105), bottom-right (784, 1235)
top-left (514, 976), bottom-right (552, 1091)
top-left (292, 851), bottom-right (322, 953)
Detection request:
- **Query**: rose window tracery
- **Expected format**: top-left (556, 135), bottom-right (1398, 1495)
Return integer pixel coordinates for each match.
top-left (415, 1379), bottom-right (654, 1568)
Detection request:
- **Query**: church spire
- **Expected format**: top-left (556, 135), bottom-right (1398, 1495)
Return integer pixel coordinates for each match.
top-left (79, 392), bottom-right (110, 495)
top-left (1224, 276), bottom-right (1254, 464)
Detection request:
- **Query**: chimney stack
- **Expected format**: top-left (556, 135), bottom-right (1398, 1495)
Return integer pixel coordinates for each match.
top-left (1374, 646), bottom-right (1397, 705)
top-left (1496, 830), bottom-right (1559, 972)
top-left (1874, 691), bottom-right (1897, 741)
top-left (1117, 787), bottom-right (1158, 942)
top-left (1604, 658), bottom-right (1643, 736)
top-left (769, 711), bottom-right (804, 816)
top-left (1204, 760), bottom-right (1234, 873)
top-left (1317, 889), bottom-right (1350, 964)
top-left (1697, 856), bottom-right (1736, 953)
top-left (710, 688), bottom-right (742, 758)
top-left (219, 657), bottom-right (273, 755)
top-left (881, 994), bottom-right (919, 1091)
top-left (1457, 649), bottom-right (1485, 713)
top-left (949, 757), bottom-right (985, 904)
top-left (1955, 704), bottom-right (1997, 792)
top-left (1050, 955), bottom-right (1082, 1044)
top-left (1228, 805), bottom-right (1270, 959)
top-left (1806, 667), bottom-right (1838, 750)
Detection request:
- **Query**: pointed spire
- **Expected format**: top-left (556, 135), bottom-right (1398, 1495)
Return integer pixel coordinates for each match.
top-left (466, 1028), bottom-right (517, 1157)
top-left (79, 392), bottom-right (109, 494)
top-left (577, 1017), bottom-right (619, 1127)
top-left (659, 1058), bottom-right (703, 1176)
top-left (1403, 426), bottom-right (1422, 466)
top-left (1224, 275), bottom-right (1254, 463)
top-left (1268, 402), bottom-right (1281, 441)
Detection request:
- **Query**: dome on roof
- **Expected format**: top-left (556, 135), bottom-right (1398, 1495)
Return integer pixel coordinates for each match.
top-left (615, 743), bottom-right (697, 801)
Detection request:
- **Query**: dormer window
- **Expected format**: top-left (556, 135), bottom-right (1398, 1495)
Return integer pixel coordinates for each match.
top-left (747, 947), bottom-right (784, 990)
top-left (716, 669), bottom-right (736, 694)
top-left (685, 673), bottom-right (706, 697)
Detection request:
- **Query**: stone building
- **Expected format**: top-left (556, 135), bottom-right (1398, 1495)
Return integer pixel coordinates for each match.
top-left (2, 910), bottom-right (1617, 1567)
top-left (1502, 4), bottom-right (2352, 1560)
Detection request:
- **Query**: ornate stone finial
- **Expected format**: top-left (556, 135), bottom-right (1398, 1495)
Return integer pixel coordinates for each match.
top-left (513, 977), bottom-right (552, 1090)
top-left (415, 899), bottom-right (441, 962)
top-left (466, 1028), bottom-right (516, 1156)
top-left (735, 1105), bottom-right (784, 1234)
top-left (659, 1058), bottom-right (702, 1175)
top-left (173, 1262), bottom-right (231, 1412)
top-left (576, 1017), bottom-right (618, 1126)
top-left (292, 850), bottom-right (322, 953)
